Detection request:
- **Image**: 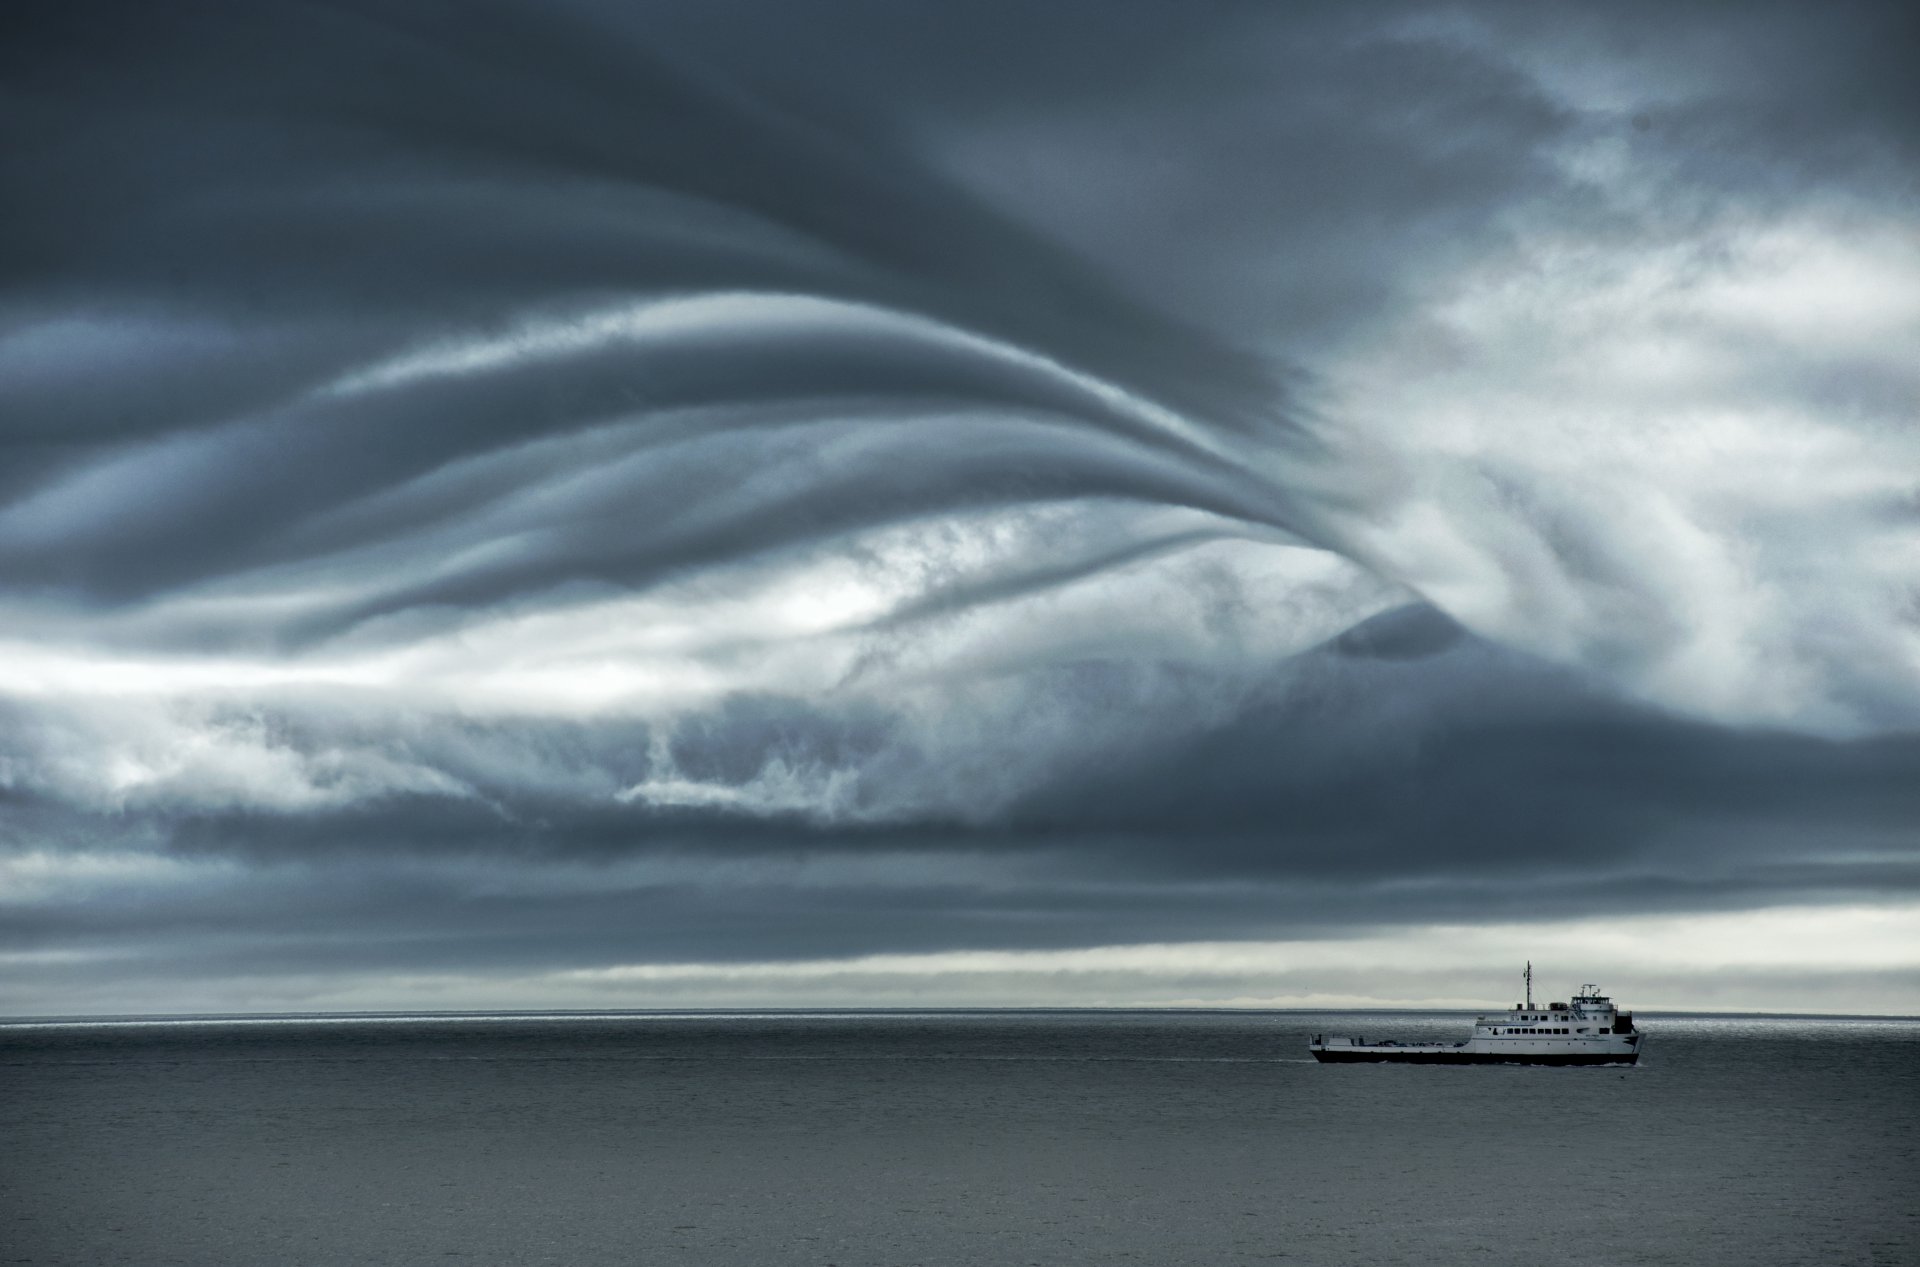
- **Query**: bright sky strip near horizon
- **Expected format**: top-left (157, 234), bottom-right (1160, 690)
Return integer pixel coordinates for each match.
top-left (1, 0), bottom-right (1917, 1017)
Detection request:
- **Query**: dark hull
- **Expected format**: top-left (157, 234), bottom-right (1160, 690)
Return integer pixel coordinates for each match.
top-left (1312, 1049), bottom-right (1638, 1066)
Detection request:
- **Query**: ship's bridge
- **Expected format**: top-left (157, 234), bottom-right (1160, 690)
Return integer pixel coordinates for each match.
top-left (1476, 971), bottom-right (1631, 1028)
top-left (1482, 985), bottom-right (1617, 1028)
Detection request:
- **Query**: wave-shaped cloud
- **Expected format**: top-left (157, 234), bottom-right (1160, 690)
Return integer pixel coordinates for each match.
top-left (3, 0), bottom-right (1917, 1010)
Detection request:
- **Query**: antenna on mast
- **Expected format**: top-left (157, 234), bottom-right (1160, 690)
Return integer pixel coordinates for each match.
top-left (1525, 961), bottom-right (1533, 1010)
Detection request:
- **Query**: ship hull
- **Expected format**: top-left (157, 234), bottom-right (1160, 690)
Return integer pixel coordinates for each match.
top-left (1311, 1048), bottom-right (1638, 1066)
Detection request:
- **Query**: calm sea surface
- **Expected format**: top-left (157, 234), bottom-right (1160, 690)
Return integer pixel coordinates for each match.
top-left (2, 1011), bottom-right (1915, 1266)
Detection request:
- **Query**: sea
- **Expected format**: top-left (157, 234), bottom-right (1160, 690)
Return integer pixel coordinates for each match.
top-left (2, 1010), bottom-right (1914, 1266)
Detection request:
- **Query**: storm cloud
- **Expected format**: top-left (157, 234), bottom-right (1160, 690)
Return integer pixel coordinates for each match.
top-left (2, 0), bottom-right (1917, 1015)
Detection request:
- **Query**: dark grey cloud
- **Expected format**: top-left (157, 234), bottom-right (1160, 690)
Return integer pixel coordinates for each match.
top-left (2, 0), bottom-right (1916, 1012)
top-left (4, 0), bottom-right (1337, 655)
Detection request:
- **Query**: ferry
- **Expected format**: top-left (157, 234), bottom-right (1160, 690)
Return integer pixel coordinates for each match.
top-left (1309, 965), bottom-right (1641, 1065)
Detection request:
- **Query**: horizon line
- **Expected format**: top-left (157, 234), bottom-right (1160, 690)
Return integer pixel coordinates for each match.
top-left (5, 1005), bottom-right (1917, 1027)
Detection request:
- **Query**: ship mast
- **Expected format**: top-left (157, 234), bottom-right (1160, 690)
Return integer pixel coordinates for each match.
top-left (1525, 961), bottom-right (1533, 1009)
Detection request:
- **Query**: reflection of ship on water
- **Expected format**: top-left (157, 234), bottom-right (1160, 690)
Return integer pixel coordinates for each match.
top-left (1310, 963), bottom-right (1642, 1065)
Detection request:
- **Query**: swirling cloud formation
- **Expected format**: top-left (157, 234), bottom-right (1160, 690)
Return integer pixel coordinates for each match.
top-left (2, 0), bottom-right (1917, 1014)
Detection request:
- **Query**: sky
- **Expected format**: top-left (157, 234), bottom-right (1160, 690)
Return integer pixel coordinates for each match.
top-left (2, 0), bottom-right (1918, 1017)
